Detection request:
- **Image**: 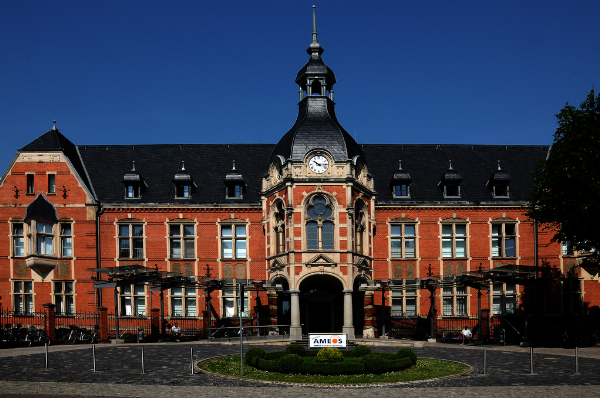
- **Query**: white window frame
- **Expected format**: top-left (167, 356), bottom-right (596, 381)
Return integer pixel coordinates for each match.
top-left (60, 223), bottom-right (73, 257)
top-left (220, 224), bottom-right (247, 259)
top-left (391, 280), bottom-right (417, 317)
top-left (443, 183), bottom-right (461, 198)
top-left (54, 281), bottom-right (74, 315)
top-left (491, 222), bottom-right (516, 258)
top-left (13, 280), bottom-right (33, 314)
top-left (169, 223), bottom-right (195, 259)
top-left (36, 221), bottom-right (54, 256)
top-left (171, 286), bottom-right (197, 317)
top-left (393, 183), bottom-right (410, 198)
top-left (441, 223), bottom-right (467, 258)
top-left (390, 224), bottom-right (416, 258)
top-left (118, 223), bottom-right (144, 259)
top-left (120, 283), bottom-right (146, 316)
top-left (48, 174), bottom-right (56, 194)
top-left (222, 285), bottom-right (249, 318)
top-left (492, 282), bottom-right (517, 316)
top-left (442, 284), bottom-right (468, 317)
top-left (12, 222), bottom-right (25, 257)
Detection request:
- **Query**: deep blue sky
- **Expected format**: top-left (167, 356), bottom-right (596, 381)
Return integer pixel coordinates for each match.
top-left (1, 1), bottom-right (598, 173)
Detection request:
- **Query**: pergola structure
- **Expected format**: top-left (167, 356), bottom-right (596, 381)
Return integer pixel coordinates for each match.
top-left (93, 264), bottom-right (281, 341)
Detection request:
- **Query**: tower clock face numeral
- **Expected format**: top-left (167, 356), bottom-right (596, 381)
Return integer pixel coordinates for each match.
top-left (309, 155), bottom-right (329, 174)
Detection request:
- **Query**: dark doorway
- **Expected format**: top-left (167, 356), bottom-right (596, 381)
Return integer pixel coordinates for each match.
top-left (299, 275), bottom-right (344, 334)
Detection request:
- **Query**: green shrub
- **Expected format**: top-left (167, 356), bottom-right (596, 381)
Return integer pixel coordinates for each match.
top-left (245, 347), bottom-right (267, 366)
top-left (361, 353), bottom-right (385, 374)
top-left (299, 361), bottom-right (366, 375)
top-left (396, 347), bottom-right (418, 365)
top-left (256, 358), bottom-right (280, 372)
top-left (316, 347), bottom-right (344, 363)
top-left (279, 354), bottom-right (304, 373)
top-left (265, 351), bottom-right (287, 360)
top-left (285, 343), bottom-right (306, 357)
top-left (351, 344), bottom-right (372, 357)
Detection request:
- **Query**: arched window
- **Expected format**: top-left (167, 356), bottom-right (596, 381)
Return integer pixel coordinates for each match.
top-left (306, 195), bottom-right (334, 250)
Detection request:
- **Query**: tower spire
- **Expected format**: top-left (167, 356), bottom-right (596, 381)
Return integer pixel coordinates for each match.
top-left (307, 5), bottom-right (324, 58)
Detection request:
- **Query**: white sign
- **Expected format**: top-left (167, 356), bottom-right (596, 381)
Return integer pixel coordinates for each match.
top-left (309, 333), bottom-right (347, 348)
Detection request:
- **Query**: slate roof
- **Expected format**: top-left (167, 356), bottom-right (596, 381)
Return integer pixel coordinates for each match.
top-left (23, 193), bottom-right (59, 222)
top-left (20, 128), bottom-right (92, 196)
top-left (77, 144), bottom-right (274, 204)
top-left (362, 144), bottom-right (549, 204)
top-left (270, 96), bottom-right (365, 162)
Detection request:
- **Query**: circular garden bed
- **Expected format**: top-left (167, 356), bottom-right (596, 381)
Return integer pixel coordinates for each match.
top-left (199, 344), bottom-right (469, 384)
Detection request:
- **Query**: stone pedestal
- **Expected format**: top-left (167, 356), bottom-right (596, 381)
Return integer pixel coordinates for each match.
top-left (289, 289), bottom-right (302, 338)
top-left (342, 289), bottom-right (354, 337)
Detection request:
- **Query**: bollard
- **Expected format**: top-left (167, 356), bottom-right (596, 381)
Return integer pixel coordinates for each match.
top-left (141, 346), bottom-right (146, 374)
top-left (483, 348), bottom-right (487, 375)
top-left (92, 345), bottom-right (97, 372)
top-left (45, 343), bottom-right (49, 371)
top-left (575, 347), bottom-right (579, 375)
top-left (190, 347), bottom-right (194, 375)
top-left (530, 347), bottom-right (534, 375)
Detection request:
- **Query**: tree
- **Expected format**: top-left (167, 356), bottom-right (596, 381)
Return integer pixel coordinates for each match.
top-left (527, 89), bottom-right (600, 267)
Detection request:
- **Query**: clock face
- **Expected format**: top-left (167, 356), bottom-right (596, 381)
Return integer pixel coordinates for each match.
top-left (309, 155), bottom-right (329, 174)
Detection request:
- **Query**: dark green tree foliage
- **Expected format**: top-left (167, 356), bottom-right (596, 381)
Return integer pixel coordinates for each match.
top-left (245, 347), bottom-right (267, 366)
top-left (279, 354), bottom-right (304, 373)
top-left (285, 343), bottom-right (306, 356)
top-left (527, 89), bottom-right (600, 267)
top-left (396, 348), bottom-right (417, 365)
top-left (351, 344), bottom-right (372, 357)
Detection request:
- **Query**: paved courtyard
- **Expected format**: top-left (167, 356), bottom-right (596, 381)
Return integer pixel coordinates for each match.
top-left (0, 341), bottom-right (599, 397)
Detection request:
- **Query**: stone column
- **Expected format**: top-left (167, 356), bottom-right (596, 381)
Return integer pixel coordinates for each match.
top-left (363, 292), bottom-right (375, 338)
top-left (43, 303), bottom-right (56, 342)
top-left (289, 289), bottom-right (302, 339)
top-left (342, 289), bottom-right (354, 338)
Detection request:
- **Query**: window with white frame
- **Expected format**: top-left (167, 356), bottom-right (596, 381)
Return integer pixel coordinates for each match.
top-left (120, 284), bottom-right (146, 316)
top-left (492, 282), bottom-right (517, 315)
top-left (306, 195), bottom-right (334, 250)
top-left (393, 183), bottom-right (410, 198)
top-left (441, 223), bottom-right (467, 258)
top-left (390, 224), bottom-right (416, 258)
top-left (36, 221), bottom-right (54, 255)
top-left (442, 284), bottom-right (467, 316)
top-left (175, 184), bottom-right (191, 198)
top-left (12, 223), bottom-right (25, 257)
top-left (26, 174), bottom-right (34, 194)
top-left (60, 223), bottom-right (72, 257)
top-left (491, 222), bottom-right (516, 257)
top-left (222, 286), bottom-right (249, 317)
top-left (171, 287), bottom-right (197, 317)
top-left (54, 281), bottom-right (74, 315)
top-left (221, 224), bottom-right (247, 259)
top-left (169, 224), bottom-right (195, 259)
top-left (391, 280), bottom-right (417, 317)
top-left (118, 223), bottom-right (144, 259)
top-left (13, 281), bottom-right (33, 314)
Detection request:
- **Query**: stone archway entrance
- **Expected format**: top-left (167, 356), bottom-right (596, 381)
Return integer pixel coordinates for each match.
top-left (299, 275), bottom-right (344, 334)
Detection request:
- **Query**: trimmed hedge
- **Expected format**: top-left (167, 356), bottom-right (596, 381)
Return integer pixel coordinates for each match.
top-left (351, 344), bottom-right (372, 357)
top-left (396, 348), bottom-right (418, 365)
top-left (253, 350), bottom-right (416, 375)
top-left (279, 354), bottom-right (304, 373)
top-left (285, 344), bottom-right (306, 356)
top-left (316, 347), bottom-right (344, 363)
top-left (245, 347), bottom-right (267, 366)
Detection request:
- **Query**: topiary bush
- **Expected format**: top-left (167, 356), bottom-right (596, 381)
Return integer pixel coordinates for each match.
top-left (351, 344), bottom-right (372, 357)
top-left (396, 347), bottom-right (417, 365)
top-left (279, 353), bottom-right (304, 373)
top-left (316, 347), bottom-right (344, 363)
top-left (361, 353), bottom-right (385, 374)
top-left (245, 347), bottom-right (267, 366)
top-left (285, 343), bottom-right (306, 357)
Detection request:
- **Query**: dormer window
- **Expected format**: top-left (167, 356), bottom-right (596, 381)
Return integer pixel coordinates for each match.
top-left (390, 160), bottom-right (411, 199)
top-left (224, 160), bottom-right (246, 199)
top-left (122, 161), bottom-right (146, 200)
top-left (440, 160), bottom-right (462, 198)
top-left (173, 161), bottom-right (195, 199)
top-left (488, 161), bottom-right (511, 198)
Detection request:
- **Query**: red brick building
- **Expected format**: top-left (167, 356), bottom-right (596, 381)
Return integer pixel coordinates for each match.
top-left (1, 10), bottom-right (598, 342)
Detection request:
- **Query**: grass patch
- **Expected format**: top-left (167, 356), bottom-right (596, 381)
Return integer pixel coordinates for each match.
top-left (199, 355), bottom-right (468, 384)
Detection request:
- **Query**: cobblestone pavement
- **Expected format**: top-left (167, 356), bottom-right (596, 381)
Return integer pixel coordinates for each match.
top-left (0, 341), bottom-right (598, 398)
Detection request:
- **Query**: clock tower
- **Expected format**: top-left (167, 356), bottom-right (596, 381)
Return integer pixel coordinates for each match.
top-left (262, 6), bottom-right (376, 339)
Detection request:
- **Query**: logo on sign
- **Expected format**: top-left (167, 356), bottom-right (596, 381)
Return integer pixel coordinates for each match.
top-left (309, 334), bottom-right (347, 348)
